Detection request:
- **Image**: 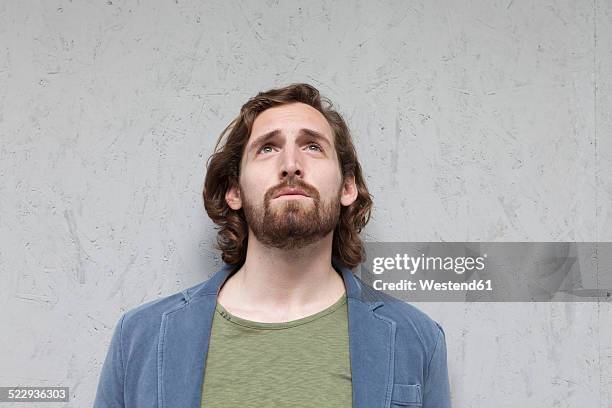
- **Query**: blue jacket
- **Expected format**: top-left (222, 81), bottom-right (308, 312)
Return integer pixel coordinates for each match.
top-left (94, 256), bottom-right (451, 408)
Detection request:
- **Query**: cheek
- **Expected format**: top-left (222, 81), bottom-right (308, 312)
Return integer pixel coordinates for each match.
top-left (240, 175), bottom-right (268, 203)
top-left (314, 169), bottom-right (343, 198)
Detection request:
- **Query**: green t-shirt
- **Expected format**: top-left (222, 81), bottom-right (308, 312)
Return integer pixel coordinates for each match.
top-left (200, 293), bottom-right (352, 408)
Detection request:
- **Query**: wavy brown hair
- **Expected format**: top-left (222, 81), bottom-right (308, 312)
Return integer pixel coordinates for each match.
top-left (203, 83), bottom-right (373, 270)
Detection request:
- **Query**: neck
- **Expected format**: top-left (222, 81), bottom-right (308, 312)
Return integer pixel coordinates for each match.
top-left (217, 231), bottom-right (346, 316)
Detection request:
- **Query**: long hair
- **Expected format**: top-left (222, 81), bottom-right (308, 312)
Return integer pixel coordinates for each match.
top-left (203, 83), bottom-right (373, 270)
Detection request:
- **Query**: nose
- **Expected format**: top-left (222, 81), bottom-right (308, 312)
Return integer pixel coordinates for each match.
top-left (280, 145), bottom-right (302, 179)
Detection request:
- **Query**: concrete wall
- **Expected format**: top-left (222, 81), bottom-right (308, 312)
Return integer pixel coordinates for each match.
top-left (1, 1), bottom-right (610, 406)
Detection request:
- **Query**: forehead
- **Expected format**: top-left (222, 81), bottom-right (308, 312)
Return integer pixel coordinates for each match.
top-left (250, 102), bottom-right (333, 138)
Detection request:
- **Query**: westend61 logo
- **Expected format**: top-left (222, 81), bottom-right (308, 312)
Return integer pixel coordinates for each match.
top-left (371, 253), bottom-right (487, 275)
top-left (362, 242), bottom-right (610, 301)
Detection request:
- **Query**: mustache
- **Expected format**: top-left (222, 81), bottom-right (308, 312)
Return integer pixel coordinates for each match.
top-left (266, 179), bottom-right (319, 201)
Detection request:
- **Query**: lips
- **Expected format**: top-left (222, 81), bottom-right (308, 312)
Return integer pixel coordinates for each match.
top-left (274, 187), bottom-right (310, 198)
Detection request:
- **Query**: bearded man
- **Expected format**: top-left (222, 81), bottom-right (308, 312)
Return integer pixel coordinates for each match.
top-left (94, 83), bottom-right (451, 408)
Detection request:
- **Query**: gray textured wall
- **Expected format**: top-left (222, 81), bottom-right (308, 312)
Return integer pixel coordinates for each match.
top-left (1, 1), bottom-right (610, 407)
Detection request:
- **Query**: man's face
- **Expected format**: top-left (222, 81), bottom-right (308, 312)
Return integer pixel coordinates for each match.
top-left (226, 102), bottom-right (356, 250)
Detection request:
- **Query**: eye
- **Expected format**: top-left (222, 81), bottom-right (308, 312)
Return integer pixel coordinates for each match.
top-left (258, 144), bottom-right (274, 154)
top-left (307, 143), bottom-right (323, 152)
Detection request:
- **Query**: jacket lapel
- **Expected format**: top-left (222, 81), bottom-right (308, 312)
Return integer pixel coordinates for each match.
top-left (158, 263), bottom-right (234, 408)
top-left (334, 256), bottom-right (396, 408)
top-left (159, 258), bottom-right (395, 408)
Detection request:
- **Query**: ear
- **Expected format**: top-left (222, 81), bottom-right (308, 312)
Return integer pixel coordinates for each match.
top-left (225, 183), bottom-right (242, 210)
top-left (340, 174), bottom-right (358, 207)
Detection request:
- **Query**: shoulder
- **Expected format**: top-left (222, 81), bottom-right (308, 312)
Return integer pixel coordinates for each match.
top-left (356, 274), bottom-right (444, 352)
top-left (382, 294), bottom-right (445, 348)
top-left (118, 277), bottom-right (212, 339)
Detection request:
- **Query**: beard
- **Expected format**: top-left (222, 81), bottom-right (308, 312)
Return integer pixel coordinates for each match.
top-left (241, 181), bottom-right (342, 251)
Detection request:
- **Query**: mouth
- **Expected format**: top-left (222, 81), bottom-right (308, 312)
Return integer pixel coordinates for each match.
top-left (274, 188), bottom-right (310, 199)
top-left (275, 194), bottom-right (310, 199)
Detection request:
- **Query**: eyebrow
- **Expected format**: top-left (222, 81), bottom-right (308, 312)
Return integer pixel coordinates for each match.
top-left (247, 128), bottom-right (332, 154)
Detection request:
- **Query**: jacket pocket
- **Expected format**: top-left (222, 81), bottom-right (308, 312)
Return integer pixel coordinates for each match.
top-left (390, 383), bottom-right (422, 407)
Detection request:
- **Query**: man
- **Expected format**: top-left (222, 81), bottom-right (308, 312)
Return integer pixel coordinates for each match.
top-left (94, 83), bottom-right (451, 408)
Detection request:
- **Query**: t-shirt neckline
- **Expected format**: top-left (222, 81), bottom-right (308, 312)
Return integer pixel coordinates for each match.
top-left (215, 292), bottom-right (347, 330)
